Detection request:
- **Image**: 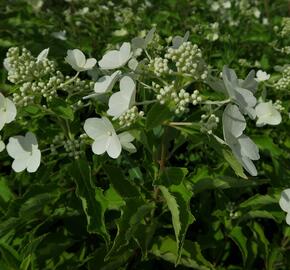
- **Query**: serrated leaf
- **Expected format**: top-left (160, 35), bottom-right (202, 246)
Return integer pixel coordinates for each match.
top-left (159, 184), bottom-right (194, 264)
top-left (239, 194), bottom-right (277, 209)
top-left (71, 160), bottom-right (109, 244)
top-left (146, 103), bottom-right (171, 129)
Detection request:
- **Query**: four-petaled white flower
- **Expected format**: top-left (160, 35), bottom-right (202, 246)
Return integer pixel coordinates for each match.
top-left (223, 104), bottom-right (260, 176)
top-left (279, 189), bottom-right (290, 225)
top-left (98, 42), bottom-right (132, 70)
top-left (107, 76), bottom-right (136, 118)
top-left (255, 101), bottom-right (282, 127)
top-left (84, 117), bottom-right (136, 159)
top-left (7, 132), bottom-right (41, 173)
top-left (84, 117), bottom-right (122, 159)
top-left (255, 70), bottom-right (270, 82)
top-left (0, 92), bottom-right (17, 131)
top-left (207, 66), bottom-right (258, 119)
top-left (65, 49), bottom-right (97, 72)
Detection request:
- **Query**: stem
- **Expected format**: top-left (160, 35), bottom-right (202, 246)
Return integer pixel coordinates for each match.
top-left (168, 122), bottom-right (193, 126)
top-left (144, 49), bottom-right (152, 61)
top-left (135, 99), bottom-right (157, 106)
top-left (58, 71), bottom-right (80, 89)
top-left (202, 98), bottom-right (231, 105)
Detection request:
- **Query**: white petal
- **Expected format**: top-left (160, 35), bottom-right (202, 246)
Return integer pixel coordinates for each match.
top-left (131, 37), bottom-right (145, 50)
top-left (25, 132), bottom-right (38, 148)
top-left (83, 58), bottom-right (97, 70)
top-left (286, 212), bottom-right (290, 225)
top-left (0, 111), bottom-right (6, 131)
top-left (255, 102), bottom-right (281, 126)
top-left (101, 117), bottom-right (115, 133)
top-left (238, 135), bottom-right (260, 160)
top-left (12, 157), bottom-right (29, 172)
top-left (27, 149), bottom-right (41, 172)
top-left (37, 48), bottom-right (49, 62)
top-left (106, 134), bottom-right (122, 159)
top-left (279, 189), bottom-right (290, 213)
top-left (99, 42), bottom-right (131, 70)
top-left (84, 118), bottom-right (108, 140)
top-left (94, 71), bottom-right (121, 94)
top-left (92, 136), bottom-right (109, 155)
top-left (65, 49), bottom-right (86, 71)
top-left (6, 136), bottom-right (29, 158)
top-left (118, 132), bottom-right (136, 153)
top-left (240, 156), bottom-right (258, 176)
top-left (223, 104), bottom-right (246, 138)
top-left (107, 76), bottom-right (136, 118)
top-left (4, 98), bottom-right (17, 123)
top-left (0, 140), bottom-right (5, 152)
top-left (144, 27), bottom-right (156, 46)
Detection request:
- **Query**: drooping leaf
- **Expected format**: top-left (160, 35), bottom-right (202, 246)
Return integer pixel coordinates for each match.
top-left (70, 159), bottom-right (109, 244)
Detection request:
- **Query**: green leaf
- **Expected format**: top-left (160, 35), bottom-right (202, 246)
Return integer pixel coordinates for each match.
top-left (49, 98), bottom-right (74, 121)
top-left (250, 222), bottom-right (269, 260)
top-left (239, 194), bottom-right (277, 209)
top-left (222, 149), bottom-right (247, 179)
top-left (104, 166), bottom-right (140, 198)
top-left (105, 198), bottom-right (154, 259)
top-left (151, 236), bottom-right (212, 269)
top-left (155, 167), bottom-right (188, 186)
top-left (192, 176), bottom-right (268, 194)
top-left (146, 103), bottom-right (171, 129)
top-left (71, 160), bottom-right (109, 244)
top-left (159, 184), bottom-right (194, 264)
top-left (0, 242), bottom-right (21, 269)
top-left (229, 226), bottom-right (248, 266)
top-left (252, 136), bottom-right (282, 157)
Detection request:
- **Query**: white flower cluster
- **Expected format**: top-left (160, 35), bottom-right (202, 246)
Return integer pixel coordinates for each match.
top-left (200, 113), bottom-right (220, 134)
top-left (165, 41), bottom-right (208, 80)
top-left (118, 106), bottom-right (144, 127)
top-left (4, 47), bottom-right (55, 84)
top-left (274, 100), bottom-right (285, 112)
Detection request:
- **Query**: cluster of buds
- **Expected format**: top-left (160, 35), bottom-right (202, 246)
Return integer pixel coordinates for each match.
top-left (63, 138), bottom-right (84, 160)
top-left (4, 47), bottom-right (55, 84)
top-left (200, 113), bottom-right (220, 134)
top-left (165, 42), bottom-right (208, 80)
top-left (275, 66), bottom-right (290, 91)
top-left (61, 77), bottom-right (94, 94)
top-left (274, 100), bottom-right (285, 112)
top-left (154, 82), bottom-right (203, 114)
top-left (118, 106), bottom-right (144, 127)
top-left (148, 57), bottom-right (171, 76)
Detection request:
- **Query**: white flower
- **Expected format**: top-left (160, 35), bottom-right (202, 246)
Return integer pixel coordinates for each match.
top-left (223, 104), bottom-right (260, 176)
top-left (171, 31), bottom-right (190, 49)
top-left (36, 48), bottom-right (49, 63)
top-left (98, 42), bottom-right (132, 70)
top-left (94, 70), bottom-right (121, 94)
top-left (6, 132), bottom-right (41, 173)
top-left (65, 49), bottom-right (97, 72)
top-left (118, 132), bottom-right (136, 153)
top-left (131, 27), bottom-right (156, 50)
top-left (255, 70), bottom-right (270, 82)
top-left (107, 76), bottom-right (136, 118)
top-left (255, 101), bottom-right (282, 127)
top-left (223, 1), bottom-right (231, 9)
top-left (0, 92), bottom-right (17, 131)
top-left (84, 117), bottom-right (121, 159)
top-left (51, 30), bottom-right (67, 40)
top-left (279, 189), bottom-right (290, 225)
